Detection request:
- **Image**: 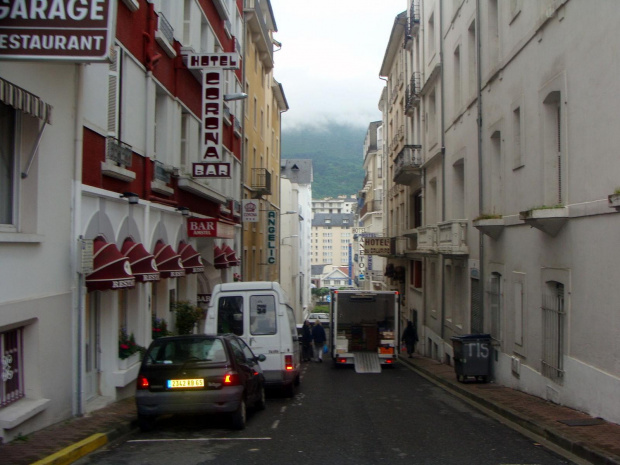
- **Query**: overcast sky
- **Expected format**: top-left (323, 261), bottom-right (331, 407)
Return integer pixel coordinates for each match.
top-left (269, 1), bottom-right (406, 130)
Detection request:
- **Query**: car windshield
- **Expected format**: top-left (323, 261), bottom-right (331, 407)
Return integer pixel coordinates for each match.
top-left (145, 338), bottom-right (227, 365)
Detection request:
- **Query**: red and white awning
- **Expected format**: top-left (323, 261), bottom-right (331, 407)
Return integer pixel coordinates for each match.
top-left (214, 245), bottom-right (229, 269)
top-left (121, 239), bottom-right (160, 282)
top-left (178, 241), bottom-right (205, 274)
top-left (154, 240), bottom-right (185, 278)
top-left (86, 237), bottom-right (135, 292)
top-left (222, 244), bottom-right (240, 267)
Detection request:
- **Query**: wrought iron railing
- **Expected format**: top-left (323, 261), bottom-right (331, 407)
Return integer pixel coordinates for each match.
top-left (157, 12), bottom-right (174, 44)
top-left (154, 160), bottom-right (171, 183)
top-left (106, 136), bottom-right (132, 167)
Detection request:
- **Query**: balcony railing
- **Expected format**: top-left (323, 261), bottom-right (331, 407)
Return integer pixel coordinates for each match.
top-left (393, 145), bottom-right (422, 185)
top-left (359, 200), bottom-right (383, 218)
top-left (438, 220), bottom-right (469, 255)
top-left (157, 13), bottom-right (174, 44)
top-left (251, 168), bottom-right (271, 197)
top-left (405, 72), bottom-right (421, 115)
top-left (404, 1), bottom-right (421, 48)
top-left (106, 137), bottom-right (132, 167)
top-left (417, 226), bottom-right (438, 253)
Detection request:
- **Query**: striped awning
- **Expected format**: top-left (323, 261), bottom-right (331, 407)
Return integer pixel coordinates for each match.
top-left (0, 77), bottom-right (53, 124)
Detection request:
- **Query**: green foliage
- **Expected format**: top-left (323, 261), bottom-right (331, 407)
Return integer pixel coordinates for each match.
top-left (172, 301), bottom-right (204, 335)
top-left (281, 123), bottom-right (366, 199)
top-left (313, 304), bottom-right (330, 313)
top-left (152, 315), bottom-right (170, 339)
top-left (118, 327), bottom-right (144, 360)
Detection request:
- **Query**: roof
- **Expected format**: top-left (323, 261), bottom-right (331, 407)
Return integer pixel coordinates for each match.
top-left (312, 212), bottom-right (355, 228)
top-left (281, 159), bottom-right (313, 184)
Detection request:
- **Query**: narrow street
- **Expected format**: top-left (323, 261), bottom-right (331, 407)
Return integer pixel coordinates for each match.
top-left (77, 359), bottom-right (572, 465)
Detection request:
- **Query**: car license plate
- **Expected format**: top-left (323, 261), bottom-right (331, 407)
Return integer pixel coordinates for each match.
top-left (167, 379), bottom-right (204, 388)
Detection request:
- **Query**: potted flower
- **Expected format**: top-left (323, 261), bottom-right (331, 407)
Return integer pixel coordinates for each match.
top-left (152, 316), bottom-right (170, 340)
top-left (233, 272), bottom-right (241, 282)
top-left (118, 327), bottom-right (144, 370)
top-left (172, 301), bottom-right (204, 335)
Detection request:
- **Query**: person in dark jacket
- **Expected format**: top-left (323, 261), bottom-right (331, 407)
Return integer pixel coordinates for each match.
top-left (311, 320), bottom-right (327, 362)
top-left (301, 320), bottom-right (313, 362)
top-left (402, 320), bottom-right (418, 358)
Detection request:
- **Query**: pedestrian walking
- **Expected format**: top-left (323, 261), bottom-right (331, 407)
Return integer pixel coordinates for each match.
top-left (401, 320), bottom-right (418, 358)
top-left (311, 320), bottom-right (327, 362)
top-left (301, 320), bottom-right (313, 362)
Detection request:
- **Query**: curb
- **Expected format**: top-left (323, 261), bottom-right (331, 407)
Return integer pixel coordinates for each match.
top-left (31, 420), bottom-right (138, 465)
top-left (400, 356), bottom-right (620, 465)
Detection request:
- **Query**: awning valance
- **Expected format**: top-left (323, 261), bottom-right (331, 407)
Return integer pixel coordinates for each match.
top-left (86, 237), bottom-right (135, 292)
top-left (121, 239), bottom-right (160, 282)
top-left (214, 245), bottom-right (229, 269)
top-left (178, 241), bottom-right (205, 274)
top-left (223, 244), bottom-right (240, 267)
top-left (154, 241), bottom-right (186, 279)
top-left (0, 77), bottom-right (52, 124)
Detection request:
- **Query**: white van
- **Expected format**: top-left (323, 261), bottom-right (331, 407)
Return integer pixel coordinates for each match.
top-left (205, 281), bottom-right (301, 396)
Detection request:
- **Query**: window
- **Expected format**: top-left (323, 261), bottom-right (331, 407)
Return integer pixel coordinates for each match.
top-left (250, 295), bottom-right (276, 335)
top-left (217, 296), bottom-right (244, 336)
top-left (512, 106), bottom-right (523, 169)
top-left (488, 0), bottom-right (499, 65)
top-left (0, 102), bottom-right (16, 227)
top-left (541, 282), bottom-right (565, 383)
top-left (428, 12), bottom-right (435, 57)
top-left (410, 260), bottom-right (422, 289)
top-left (1, 327), bottom-right (24, 407)
top-left (453, 45), bottom-right (461, 111)
top-left (468, 20), bottom-right (477, 99)
top-left (543, 91), bottom-right (563, 205)
top-left (490, 130), bottom-right (502, 213)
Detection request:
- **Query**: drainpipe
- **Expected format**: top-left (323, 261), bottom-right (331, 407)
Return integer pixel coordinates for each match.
top-left (72, 64), bottom-right (85, 416)
top-left (476, 0), bottom-right (485, 333)
top-left (439, 0), bottom-right (446, 343)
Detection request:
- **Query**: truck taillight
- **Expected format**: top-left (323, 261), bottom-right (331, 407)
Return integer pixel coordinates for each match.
top-left (285, 355), bottom-right (294, 370)
top-left (137, 375), bottom-right (149, 390)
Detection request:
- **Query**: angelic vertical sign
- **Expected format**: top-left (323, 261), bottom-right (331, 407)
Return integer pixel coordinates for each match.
top-left (185, 53), bottom-right (240, 178)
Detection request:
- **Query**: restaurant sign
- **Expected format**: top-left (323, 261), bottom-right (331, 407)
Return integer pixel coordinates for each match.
top-left (187, 218), bottom-right (235, 239)
top-left (0, 0), bottom-right (116, 62)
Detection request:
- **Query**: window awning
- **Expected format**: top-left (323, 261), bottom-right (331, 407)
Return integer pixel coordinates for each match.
top-left (223, 244), bottom-right (240, 267)
top-left (121, 239), bottom-right (160, 282)
top-left (86, 237), bottom-right (136, 292)
top-left (0, 77), bottom-right (52, 124)
top-left (154, 240), bottom-right (186, 278)
top-left (178, 241), bottom-right (205, 274)
top-left (214, 245), bottom-right (229, 269)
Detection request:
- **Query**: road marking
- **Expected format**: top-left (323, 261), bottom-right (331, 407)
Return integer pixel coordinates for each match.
top-left (280, 406), bottom-right (287, 413)
top-left (128, 438), bottom-right (271, 443)
top-left (271, 420), bottom-right (280, 429)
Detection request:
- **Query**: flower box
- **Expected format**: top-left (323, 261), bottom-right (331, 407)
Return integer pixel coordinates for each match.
top-left (519, 207), bottom-right (568, 237)
top-left (608, 193), bottom-right (620, 209)
top-left (473, 217), bottom-right (505, 239)
top-left (118, 352), bottom-right (141, 371)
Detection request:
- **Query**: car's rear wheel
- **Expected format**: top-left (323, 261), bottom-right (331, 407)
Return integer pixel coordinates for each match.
top-left (254, 385), bottom-right (266, 411)
top-left (231, 398), bottom-right (247, 430)
top-left (137, 414), bottom-right (156, 432)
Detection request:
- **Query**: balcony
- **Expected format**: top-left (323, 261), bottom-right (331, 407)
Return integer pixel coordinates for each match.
top-left (155, 12), bottom-right (176, 58)
top-left (438, 220), bottom-right (469, 255)
top-left (393, 145), bottom-right (422, 185)
top-left (251, 168), bottom-right (271, 198)
top-left (417, 226), bottom-right (438, 253)
top-left (519, 206), bottom-right (568, 237)
top-left (359, 200), bottom-right (383, 219)
top-left (405, 72), bottom-right (421, 115)
top-left (244, 0), bottom-right (274, 70)
top-left (102, 137), bottom-right (134, 182)
top-left (390, 236), bottom-right (408, 256)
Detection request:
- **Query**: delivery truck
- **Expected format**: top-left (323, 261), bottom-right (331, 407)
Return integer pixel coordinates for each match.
top-left (329, 289), bottom-right (400, 373)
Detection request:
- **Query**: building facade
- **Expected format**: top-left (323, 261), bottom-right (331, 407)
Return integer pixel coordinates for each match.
top-left (376, 0), bottom-right (620, 424)
top-left (0, 0), bottom-right (286, 441)
top-left (242, 0), bottom-right (287, 283)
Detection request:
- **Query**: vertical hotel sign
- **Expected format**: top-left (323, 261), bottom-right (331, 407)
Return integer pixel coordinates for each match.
top-left (0, 0), bottom-right (116, 62)
top-left (267, 210), bottom-right (277, 264)
top-left (186, 53), bottom-right (240, 178)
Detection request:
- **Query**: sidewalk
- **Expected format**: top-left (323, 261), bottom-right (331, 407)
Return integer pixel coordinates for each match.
top-left (1, 356), bottom-right (619, 465)
top-left (400, 355), bottom-right (620, 465)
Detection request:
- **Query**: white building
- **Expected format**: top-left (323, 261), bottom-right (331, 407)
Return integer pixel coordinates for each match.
top-left (280, 159), bottom-right (313, 322)
top-left (378, 0), bottom-right (620, 424)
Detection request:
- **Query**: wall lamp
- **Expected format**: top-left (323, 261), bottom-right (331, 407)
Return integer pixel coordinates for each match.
top-left (223, 92), bottom-right (248, 102)
top-left (176, 206), bottom-right (191, 217)
top-left (120, 192), bottom-right (140, 205)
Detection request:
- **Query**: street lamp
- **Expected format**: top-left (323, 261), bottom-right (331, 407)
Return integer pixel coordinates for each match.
top-left (223, 92), bottom-right (248, 102)
top-left (280, 234), bottom-right (299, 245)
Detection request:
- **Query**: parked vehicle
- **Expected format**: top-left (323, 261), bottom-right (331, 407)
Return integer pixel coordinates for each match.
top-left (308, 312), bottom-right (330, 327)
top-left (330, 290), bottom-right (400, 370)
top-left (205, 281), bottom-right (301, 396)
top-left (135, 334), bottom-right (266, 431)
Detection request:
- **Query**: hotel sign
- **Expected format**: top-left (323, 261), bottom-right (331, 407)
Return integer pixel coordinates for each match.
top-left (0, 0), bottom-right (116, 62)
top-left (185, 52), bottom-right (240, 178)
top-left (187, 218), bottom-right (235, 239)
top-left (266, 210), bottom-right (277, 264)
top-left (363, 237), bottom-right (391, 255)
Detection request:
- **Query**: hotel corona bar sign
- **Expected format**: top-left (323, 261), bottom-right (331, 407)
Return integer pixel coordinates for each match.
top-left (0, 0), bottom-right (116, 62)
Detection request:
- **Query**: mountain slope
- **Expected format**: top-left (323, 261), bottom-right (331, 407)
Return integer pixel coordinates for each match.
top-left (281, 123), bottom-right (366, 199)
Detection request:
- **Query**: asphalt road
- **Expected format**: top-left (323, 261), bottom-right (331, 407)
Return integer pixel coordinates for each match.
top-left (77, 358), bottom-right (574, 465)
